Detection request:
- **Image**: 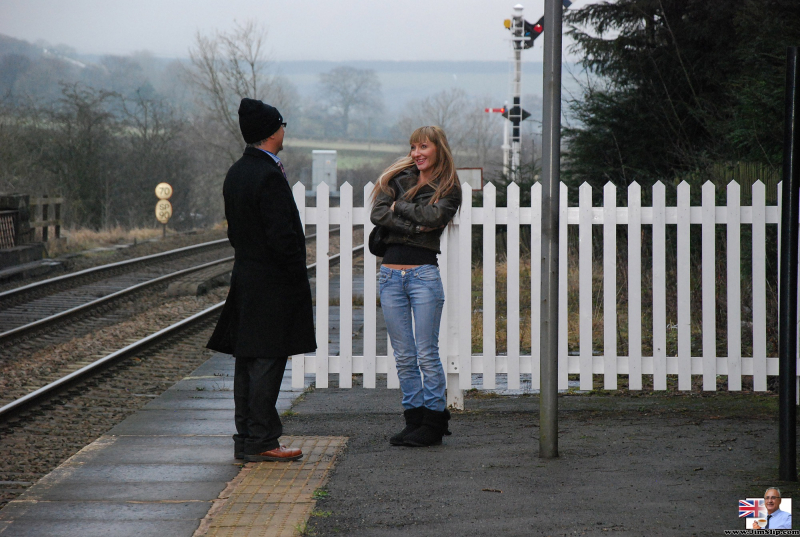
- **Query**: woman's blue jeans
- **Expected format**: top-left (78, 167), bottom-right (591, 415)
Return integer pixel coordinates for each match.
top-left (379, 265), bottom-right (446, 412)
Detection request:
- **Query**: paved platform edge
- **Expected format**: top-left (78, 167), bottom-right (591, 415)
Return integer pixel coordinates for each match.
top-left (195, 436), bottom-right (348, 537)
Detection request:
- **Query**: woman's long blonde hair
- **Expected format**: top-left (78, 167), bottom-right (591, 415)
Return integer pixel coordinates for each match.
top-left (371, 126), bottom-right (459, 204)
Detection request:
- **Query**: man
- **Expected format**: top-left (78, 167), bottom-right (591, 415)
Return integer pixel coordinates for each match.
top-left (207, 98), bottom-right (316, 463)
top-left (752, 488), bottom-right (792, 529)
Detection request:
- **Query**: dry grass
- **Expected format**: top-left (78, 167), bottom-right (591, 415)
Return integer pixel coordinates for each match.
top-left (471, 256), bottom-right (533, 354)
top-left (470, 235), bottom-right (779, 360)
top-left (45, 226), bottom-right (171, 257)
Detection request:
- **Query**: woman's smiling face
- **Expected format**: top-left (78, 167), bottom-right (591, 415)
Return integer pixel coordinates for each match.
top-left (410, 139), bottom-right (437, 173)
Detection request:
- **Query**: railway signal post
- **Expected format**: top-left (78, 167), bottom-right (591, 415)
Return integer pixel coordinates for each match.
top-left (155, 182), bottom-right (173, 238)
top-left (503, 5), bottom-right (529, 179)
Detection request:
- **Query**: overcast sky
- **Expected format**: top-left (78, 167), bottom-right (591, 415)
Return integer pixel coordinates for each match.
top-left (0, 0), bottom-right (588, 62)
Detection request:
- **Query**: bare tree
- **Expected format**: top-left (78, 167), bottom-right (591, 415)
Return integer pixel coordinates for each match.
top-left (184, 21), bottom-right (294, 162)
top-left (118, 90), bottom-right (202, 228)
top-left (463, 103), bottom-right (503, 169)
top-left (396, 88), bottom-right (502, 168)
top-left (318, 66), bottom-right (382, 137)
top-left (42, 83), bottom-right (120, 229)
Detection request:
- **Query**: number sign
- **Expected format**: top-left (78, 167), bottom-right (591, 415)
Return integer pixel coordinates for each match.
top-left (155, 183), bottom-right (173, 200)
top-left (155, 200), bottom-right (173, 224)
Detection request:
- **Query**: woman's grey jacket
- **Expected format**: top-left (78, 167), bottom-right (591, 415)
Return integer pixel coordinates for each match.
top-left (370, 169), bottom-right (462, 253)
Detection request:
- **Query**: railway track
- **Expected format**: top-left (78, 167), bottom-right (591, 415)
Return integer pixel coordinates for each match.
top-left (0, 228), bottom-right (363, 507)
top-left (0, 241), bottom-right (235, 356)
top-left (0, 239), bottom-right (231, 309)
top-left (0, 295), bottom-right (224, 508)
top-left (0, 227), bottom-right (354, 351)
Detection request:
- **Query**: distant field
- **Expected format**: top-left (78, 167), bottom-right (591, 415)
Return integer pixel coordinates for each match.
top-left (287, 138), bottom-right (404, 170)
top-left (287, 138), bottom-right (405, 153)
top-left (286, 137), bottom-right (486, 170)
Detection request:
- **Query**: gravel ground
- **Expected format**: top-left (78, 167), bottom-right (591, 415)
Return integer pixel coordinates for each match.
top-left (287, 384), bottom-right (800, 537)
top-left (0, 287), bottom-right (228, 404)
top-left (57, 229), bottom-right (229, 271)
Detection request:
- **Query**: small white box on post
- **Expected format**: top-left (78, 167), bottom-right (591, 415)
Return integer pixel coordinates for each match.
top-left (456, 168), bottom-right (483, 190)
top-left (312, 150), bottom-right (338, 192)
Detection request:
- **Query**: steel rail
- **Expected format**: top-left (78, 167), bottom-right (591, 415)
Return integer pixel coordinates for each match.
top-left (0, 238), bottom-right (231, 304)
top-left (0, 239), bottom-right (362, 423)
top-left (0, 256), bottom-right (233, 344)
top-left (306, 244), bottom-right (364, 273)
top-left (0, 302), bottom-right (225, 422)
top-left (0, 229), bottom-right (335, 305)
top-left (304, 226), bottom-right (340, 242)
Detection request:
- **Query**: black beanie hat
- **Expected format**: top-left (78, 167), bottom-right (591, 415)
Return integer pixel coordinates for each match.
top-left (238, 98), bottom-right (283, 144)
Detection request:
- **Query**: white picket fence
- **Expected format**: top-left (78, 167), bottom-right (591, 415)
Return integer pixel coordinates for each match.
top-left (291, 180), bottom-right (797, 404)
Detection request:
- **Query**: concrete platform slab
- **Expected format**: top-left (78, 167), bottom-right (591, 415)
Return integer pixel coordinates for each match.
top-left (63, 435), bottom-right (234, 465)
top-left (108, 410), bottom-right (235, 436)
top-left (0, 499), bottom-right (211, 521)
top-left (148, 389), bottom-right (235, 401)
top-left (168, 377), bottom-right (234, 392)
top-left (144, 394), bottom-right (235, 410)
top-left (0, 351), bottom-right (324, 537)
top-left (20, 482), bottom-right (235, 503)
top-left (0, 519), bottom-right (202, 537)
top-left (36, 463), bottom-right (238, 485)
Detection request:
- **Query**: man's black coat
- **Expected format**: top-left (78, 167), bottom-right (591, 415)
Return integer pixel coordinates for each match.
top-left (207, 147), bottom-right (316, 358)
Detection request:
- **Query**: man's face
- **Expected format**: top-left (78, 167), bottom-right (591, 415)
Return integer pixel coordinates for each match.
top-left (764, 489), bottom-right (782, 514)
top-left (271, 124), bottom-right (285, 153)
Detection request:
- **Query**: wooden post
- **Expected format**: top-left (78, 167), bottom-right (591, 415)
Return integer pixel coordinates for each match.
top-left (41, 194), bottom-right (49, 242)
top-left (55, 200), bottom-right (61, 239)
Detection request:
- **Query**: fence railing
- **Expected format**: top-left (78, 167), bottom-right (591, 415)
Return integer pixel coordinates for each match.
top-left (290, 180), bottom-right (796, 402)
top-left (0, 211), bottom-right (17, 249)
top-left (28, 196), bottom-right (63, 243)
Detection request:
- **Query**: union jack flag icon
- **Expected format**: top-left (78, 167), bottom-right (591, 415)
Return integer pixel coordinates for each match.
top-left (739, 498), bottom-right (766, 518)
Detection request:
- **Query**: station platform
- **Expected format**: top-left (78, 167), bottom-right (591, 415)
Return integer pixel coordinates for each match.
top-left (0, 338), bottom-right (793, 535)
top-left (0, 354), bottom-right (346, 537)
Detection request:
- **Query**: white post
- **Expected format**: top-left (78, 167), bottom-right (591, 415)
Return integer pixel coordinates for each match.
top-left (339, 182), bottom-right (353, 388)
top-left (652, 182), bottom-right (666, 390)
top-left (507, 183), bottom-right (521, 389)
top-left (292, 182), bottom-right (307, 389)
top-left (677, 181), bottom-right (691, 390)
top-left (578, 183), bottom-right (593, 390)
top-left (315, 182), bottom-right (330, 388)
top-left (363, 183), bottom-right (377, 389)
top-left (483, 183), bottom-right (497, 389)
top-left (701, 181), bottom-right (717, 391)
top-left (458, 183), bottom-right (473, 391)
top-left (602, 182), bottom-right (617, 389)
top-left (444, 227), bottom-right (464, 409)
top-left (727, 181), bottom-right (742, 391)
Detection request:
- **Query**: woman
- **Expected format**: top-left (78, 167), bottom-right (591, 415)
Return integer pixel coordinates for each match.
top-left (370, 125), bottom-right (462, 447)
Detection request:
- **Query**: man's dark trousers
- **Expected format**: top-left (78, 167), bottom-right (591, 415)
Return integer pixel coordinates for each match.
top-left (233, 356), bottom-right (288, 455)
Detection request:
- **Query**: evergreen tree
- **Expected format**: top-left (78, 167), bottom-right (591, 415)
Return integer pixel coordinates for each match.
top-left (564, 0), bottom-right (800, 192)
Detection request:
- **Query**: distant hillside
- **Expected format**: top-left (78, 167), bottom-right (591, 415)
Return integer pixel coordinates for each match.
top-left (273, 60), bottom-right (553, 114)
top-left (0, 34), bottom-right (43, 58)
top-left (0, 31), bottom-right (580, 135)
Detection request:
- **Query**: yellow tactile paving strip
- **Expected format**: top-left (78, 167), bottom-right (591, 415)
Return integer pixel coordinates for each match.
top-left (195, 436), bottom-right (347, 537)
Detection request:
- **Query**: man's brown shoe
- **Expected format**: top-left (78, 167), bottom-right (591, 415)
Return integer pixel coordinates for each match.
top-left (244, 446), bottom-right (303, 462)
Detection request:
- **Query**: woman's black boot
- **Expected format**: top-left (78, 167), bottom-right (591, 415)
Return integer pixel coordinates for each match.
top-left (403, 408), bottom-right (451, 447)
top-left (390, 407), bottom-right (424, 446)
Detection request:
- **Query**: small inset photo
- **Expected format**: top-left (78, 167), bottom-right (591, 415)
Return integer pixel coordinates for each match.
top-left (739, 490), bottom-right (792, 530)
